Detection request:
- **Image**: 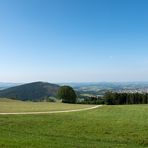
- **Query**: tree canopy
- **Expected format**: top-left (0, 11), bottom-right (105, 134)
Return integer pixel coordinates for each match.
top-left (57, 86), bottom-right (77, 103)
top-left (104, 92), bottom-right (148, 105)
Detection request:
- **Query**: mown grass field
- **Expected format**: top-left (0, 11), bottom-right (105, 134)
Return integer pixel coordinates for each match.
top-left (0, 98), bottom-right (95, 113)
top-left (0, 99), bottom-right (148, 148)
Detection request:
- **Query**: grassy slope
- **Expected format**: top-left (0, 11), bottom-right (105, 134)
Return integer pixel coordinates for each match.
top-left (0, 99), bottom-right (95, 113)
top-left (0, 105), bottom-right (148, 148)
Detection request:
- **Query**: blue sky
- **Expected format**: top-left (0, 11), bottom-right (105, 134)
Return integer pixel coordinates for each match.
top-left (0, 0), bottom-right (148, 83)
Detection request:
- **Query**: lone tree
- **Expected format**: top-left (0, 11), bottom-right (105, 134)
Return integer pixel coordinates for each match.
top-left (57, 86), bottom-right (77, 103)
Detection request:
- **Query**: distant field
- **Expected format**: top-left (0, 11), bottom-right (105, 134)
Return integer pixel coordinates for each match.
top-left (0, 98), bottom-right (95, 113)
top-left (0, 100), bottom-right (148, 148)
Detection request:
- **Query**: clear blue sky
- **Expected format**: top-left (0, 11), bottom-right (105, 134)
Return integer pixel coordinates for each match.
top-left (0, 0), bottom-right (148, 83)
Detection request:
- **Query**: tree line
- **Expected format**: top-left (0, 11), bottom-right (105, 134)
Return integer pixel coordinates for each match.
top-left (57, 86), bottom-right (148, 105)
top-left (77, 96), bottom-right (105, 105)
top-left (104, 92), bottom-right (148, 105)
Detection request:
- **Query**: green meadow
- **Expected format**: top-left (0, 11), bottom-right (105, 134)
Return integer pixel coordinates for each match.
top-left (0, 99), bottom-right (95, 113)
top-left (0, 100), bottom-right (148, 148)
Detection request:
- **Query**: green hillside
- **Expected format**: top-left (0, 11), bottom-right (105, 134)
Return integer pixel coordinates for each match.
top-left (0, 82), bottom-right (59, 101)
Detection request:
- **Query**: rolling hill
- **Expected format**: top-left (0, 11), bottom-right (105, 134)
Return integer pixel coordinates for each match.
top-left (0, 82), bottom-right (60, 101)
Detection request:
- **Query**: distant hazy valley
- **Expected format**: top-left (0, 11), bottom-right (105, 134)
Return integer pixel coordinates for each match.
top-left (0, 82), bottom-right (21, 90)
top-left (61, 82), bottom-right (148, 95)
top-left (1, 82), bottom-right (148, 97)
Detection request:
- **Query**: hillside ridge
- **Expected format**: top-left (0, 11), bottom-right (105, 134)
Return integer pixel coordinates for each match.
top-left (0, 81), bottom-right (60, 101)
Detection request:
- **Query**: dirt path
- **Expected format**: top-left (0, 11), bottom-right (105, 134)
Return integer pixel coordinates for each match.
top-left (0, 105), bottom-right (103, 115)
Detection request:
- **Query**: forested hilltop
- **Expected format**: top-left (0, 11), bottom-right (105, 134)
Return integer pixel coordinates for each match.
top-left (0, 82), bottom-right (59, 101)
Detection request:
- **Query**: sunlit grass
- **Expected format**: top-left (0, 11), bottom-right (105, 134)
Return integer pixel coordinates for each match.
top-left (0, 98), bottom-right (95, 113)
top-left (0, 104), bottom-right (148, 147)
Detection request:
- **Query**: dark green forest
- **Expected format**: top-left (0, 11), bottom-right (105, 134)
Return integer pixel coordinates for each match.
top-left (104, 92), bottom-right (148, 105)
